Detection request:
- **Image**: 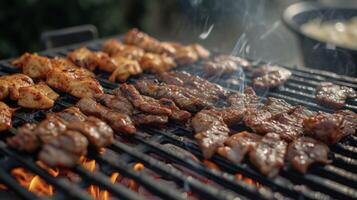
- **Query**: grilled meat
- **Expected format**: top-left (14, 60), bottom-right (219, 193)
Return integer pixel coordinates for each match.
top-left (227, 87), bottom-right (260, 111)
top-left (161, 42), bottom-right (210, 65)
top-left (108, 56), bottom-right (142, 82)
top-left (203, 55), bottom-right (251, 76)
top-left (249, 132), bottom-right (287, 177)
top-left (335, 109), bottom-right (357, 129)
top-left (56, 107), bottom-right (87, 122)
top-left (135, 79), bottom-right (211, 112)
top-left (303, 111), bottom-right (355, 144)
top-left (102, 39), bottom-right (145, 60)
top-left (124, 28), bottom-right (175, 55)
top-left (140, 53), bottom-right (176, 73)
top-left (252, 65), bottom-right (292, 89)
top-left (51, 57), bottom-right (95, 77)
top-left (67, 47), bottom-right (98, 71)
top-left (192, 109), bottom-right (230, 159)
top-left (46, 67), bottom-right (103, 98)
top-left (76, 97), bottom-right (136, 134)
top-left (217, 131), bottom-right (261, 164)
top-left (263, 97), bottom-right (295, 118)
top-left (132, 113), bottom-right (168, 125)
top-left (286, 137), bottom-right (330, 173)
top-left (7, 123), bottom-right (40, 152)
top-left (12, 53), bottom-right (52, 79)
top-left (0, 102), bottom-right (13, 132)
top-left (316, 82), bottom-right (356, 109)
top-left (0, 74), bottom-right (34, 100)
top-left (157, 98), bottom-right (191, 122)
top-left (17, 82), bottom-right (59, 109)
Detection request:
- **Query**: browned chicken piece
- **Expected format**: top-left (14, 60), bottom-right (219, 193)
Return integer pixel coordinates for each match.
top-left (0, 102), bottom-right (14, 132)
top-left (190, 44), bottom-right (210, 59)
top-left (124, 28), bottom-right (175, 55)
top-left (249, 132), bottom-right (287, 177)
top-left (102, 39), bottom-right (145, 60)
top-left (161, 42), bottom-right (210, 65)
top-left (92, 52), bottom-right (118, 72)
top-left (316, 82), bottom-right (356, 109)
top-left (217, 131), bottom-right (261, 164)
top-left (7, 123), bottom-right (39, 152)
top-left (46, 67), bottom-right (103, 98)
top-left (67, 47), bottom-right (98, 71)
top-left (17, 81), bottom-right (59, 109)
top-left (303, 111), bottom-right (355, 144)
top-left (252, 65), bottom-right (292, 89)
top-left (192, 109), bottom-right (230, 159)
top-left (286, 137), bottom-right (330, 173)
top-left (108, 56), bottom-right (142, 82)
top-left (0, 74), bottom-right (34, 100)
top-left (76, 97), bottom-right (136, 134)
top-left (51, 57), bottom-right (95, 77)
top-left (12, 53), bottom-right (53, 79)
top-left (140, 53), bottom-right (177, 73)
top-left (203, 55), bottom-right (251, 76)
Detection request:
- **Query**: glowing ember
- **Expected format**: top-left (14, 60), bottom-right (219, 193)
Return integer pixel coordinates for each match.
top-left (202, 160), bottom-right (220, 171)
top-left (235, 174), bottom-right (262, 187)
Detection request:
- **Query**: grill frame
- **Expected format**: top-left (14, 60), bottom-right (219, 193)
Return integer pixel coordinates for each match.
top-left (0, 36), bottom-right (355, 200)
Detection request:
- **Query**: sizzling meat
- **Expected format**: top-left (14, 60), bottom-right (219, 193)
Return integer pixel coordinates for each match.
top-left (161, 42), bottom-right (210, 65)
top-left (140, 53), bottom-right (176, 73)
top-left (217, 131), bottom-right (261, 164)
top-left (12, 53), bottom-right (53, 79)
top-left (76, 97), bottom-right (136, 134)
top-left (251, 65), bottom-right (292, 89)
top-left (56, 107), bottom-right (87, 122)
top-left (0, 74), bottom-right (34, 100)
top-left (286, 137), bottom-right (330, 173)
top-left (157, 98), bottom-right (191, 122)
top-left (102, 39), bottom-right (145, 60)
top-left (227, 87), bottom-right (260, 111)
top-left (17, 81), bottom-right (59, 109)
top-left (316, 82), bottom-right (356, 109)
top-left (7, 123), bottom-right (40, 152)
top-left (192, 109), bottom-right (230, 159)
top-left (0, 102), bottom-right (13, 132)
top-left (203, 55), bottom-right (251, 76)
top-left (67, 47), bottom-right (98, 71)
top-left (249, 132), bottom-right (287, 177)
top-left (108, 56), bottom-right (142, 82)
top-left (303, 111), bottom-right (355, 144)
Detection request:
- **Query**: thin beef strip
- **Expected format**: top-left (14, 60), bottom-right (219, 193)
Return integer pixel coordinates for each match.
top-left (251, 65), bottom-right (292, 89)
top-left (316, 82), bottom-right (356, 109)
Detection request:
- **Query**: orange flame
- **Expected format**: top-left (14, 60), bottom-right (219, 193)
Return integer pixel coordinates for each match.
top-left (127, 163), bottom-right (144, 191)
top-left (202, 160), bottom-right (220, 171)
top-left (235, 174), bottom-right (262, 187)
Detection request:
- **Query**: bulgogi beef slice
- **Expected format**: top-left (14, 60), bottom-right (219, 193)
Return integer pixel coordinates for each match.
top-left (286, 137), bottom-right (330, 173)
top-left (158, 98), bottom-right (191, 122)
top-left (96, 92), bottom-right (134, 115)
top-left (205, 107), bottom-right (245, 126)
top-left (263, 97), bottom-right (295, 118)
top-left (252, 65), bottom-right (292, 89)
top-left (316, 82), bottom-right (357, 109)
top-left (217, 131), bottom-right (261, 164)
top-left (303, 111), bottom-right (355, 144)
top-left (336, 109), bottom-right (357, 129)
top-left (249, 132), bottom-right (288, 177)
top-left (56, 107), bottom-right (87, 122)
top-left (203, 55), bottom-right (251, 77)
top-left (7, 123), bottom-right (39, 152)
top-left (192, 109), bottom-right (230, 159)
top-left (227, 87), bottom-right (260, 111)
top-left (132, 113), bottom-right (168, 126)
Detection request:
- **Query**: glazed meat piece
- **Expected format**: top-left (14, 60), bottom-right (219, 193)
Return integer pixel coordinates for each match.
top-left (76, 97), bottom-right (136, 134)
top-left (192, 109), bottom-right (230, 159)
top-left (217, 131), bottom-right (261, 164)
top-left (161, 144), bottom-right (199, 162)
top-left (102, 39), bottom-right (145, 60)
top-left (12, 53), bottom-right (52, 79)
top-left (67, 47), bottom-right (98, 71)
top-left (0, 74), bottom-right (34, 100)
top-left (158, 98), bottom-right (191, 122)
top-left (227, 87), bottom-right (260, 111)
top-left (252, 65), bottom-right (292, 89)
top-left (303, 111), bottom-right (355, 144)
top-left (263, 98), bottom-right (295, 118)
top-left (35, 114), bottom-right (68, 144)
top-left (161, 42), bottom-right (210, 64)
top-left (249, 132), bottom-right (287, 177)
top-left (39, 130), bottom-right (88, 168)
top-left (135, 79), bottom-right (211, 112)
top-left (51, 58), bottom-right (94, 77)
top-left (335, 109), bottom-right (357, 129)
top-left (7, 123), bottom-right (40, 152)
top-left (287, 137), bottom-right (330, 173)
top-left (132, 113), bottom-right (168, 126)
top-left (316, 82), bottom-right (356, 109)
top-left (56, 107), bottom-right (87, 122)
top-left (66, 116), bottom-right (114, 149)
top-left (202, 107), bottom-right (244, 126)
top-left (140, 53), bottom-right (177, 73)
top-left (203, 55), bottom-right (251, 76)
top-left (0, 102), bottom-right (14, 132)
top-left (17, 82), bottom-right (59, 109)
top-left (124, 28), bottom-right (175, 55)
top-left (108, 56), bottom-right (142, 82)
top-left (46, 67), bottom-right (103, 98)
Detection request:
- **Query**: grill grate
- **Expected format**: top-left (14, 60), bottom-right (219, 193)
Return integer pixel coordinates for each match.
top-left (0, 36), bottom-right (356, 200)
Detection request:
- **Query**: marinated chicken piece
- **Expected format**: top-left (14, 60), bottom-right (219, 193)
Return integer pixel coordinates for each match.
top-left (316, 82), bottom-right (356, 109)
top-left (287, 137), bottom-right (330, 173)
top-left (0, 74), bottom-right (34, 100)
top-left (192, 109), bottom-right (230, 159)
top-left (12, 53), bottom-right (52, 79)
top-left (252, 65), bottom-right (292, 89)
top-left (76, 97), bottom-right (136, 134)
top-left (7, 123), bottom-right (39, 152)
top-left (249, 132), bottom-right (287, 177)
top-left (92, 51), bottom-right (118, 72)
top-left (57, 107), bottom-right (87, 122)
top-left (157, 71), bottom-right (229, 101)
top-left (46, 67), bottom-right (103, 98)
top-left (217, 131), bottom-right (261, 164)
top-left (66, 116), bottom-right (114, 149)
top-left (0, 102), bottom-right (14, 132)
top-left (227, 87), bottom-right (260, 111)
top-left (39, 130), bottom-right (88, 168)
top-left (17, 82), bottom-right (59, 109)
top-left (124, 28), bottom-right (175, 55)
top-left (108, 56), bottom-right (142, 82)
top-left (102, 39), bottom-right (145, 60)
top-left (140, 53), bottom-right (177, 73)
top-left (161, 42), bottom-right (210, 64)
top-left (135, 79), bottom-right (211, 112)
top-left (51, 57), bottom-right (94, 77)
top-left (303, 112), bottom-right (355, 144)
top-left (203, 55), bottom-right (251, 76)
top-left (67, 47), bottom-right (98, 71)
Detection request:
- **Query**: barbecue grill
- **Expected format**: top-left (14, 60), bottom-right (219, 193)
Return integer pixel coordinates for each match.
top-left (0, 36), bottom-right (356, 200)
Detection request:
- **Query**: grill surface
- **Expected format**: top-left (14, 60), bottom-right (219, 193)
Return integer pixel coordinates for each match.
top-left (0, 37), bottom-right (356, 200)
